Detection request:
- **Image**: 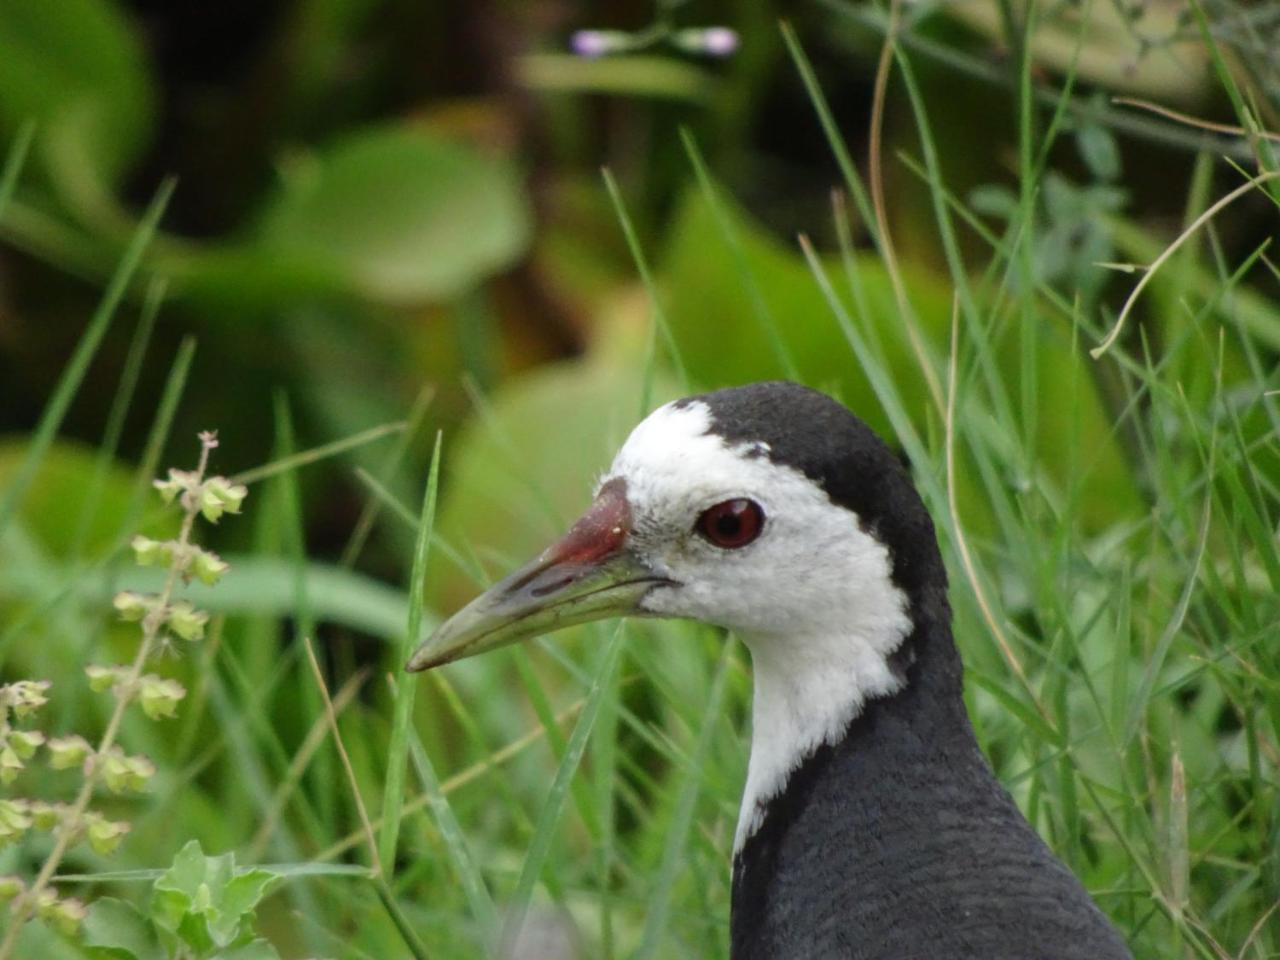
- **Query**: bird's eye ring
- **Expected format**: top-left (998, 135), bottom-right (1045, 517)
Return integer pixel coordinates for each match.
top-left (696, 499), bottom-right (764, 549)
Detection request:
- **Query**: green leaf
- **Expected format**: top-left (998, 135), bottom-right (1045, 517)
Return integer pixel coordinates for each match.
top-left (969, 184), bottom-right (1018, 219)
top-left (379, 432), bottom-right (443, 874)
top-left (1076, 121), bottom-right (1121, 182)
top-left (255, 124), bottom-right (532, 303)
top-left (219, 940), bottom-right (282, 960)
top-left (150, 840), bottom-right (280, 952)
top-left (215, 871), bottom-right (280, 945)
top-left (0, 439), bottom-right (178, 559)
top-left (151, 842), bottom-right (214, 952)
top-left (83, 897), bottom-right (161, 960)
top-left (0, 0), bottom-right (155, 182)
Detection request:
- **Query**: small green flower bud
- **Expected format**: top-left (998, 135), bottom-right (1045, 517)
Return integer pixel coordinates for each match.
top-left (8, 728), bottom-right (44, 760)
top-left (0, 746), bottom-right (23, 784)
top-left (125, 754), bottom-right (156, 788)
top-left (113, 591), bottom-right (152, 622)
top-left (166, 600), bottom-right (208, 642)
top-left (85, 665), bottom-right (128, 693)
top-left (138, 676), bottom-right (186, 720)
top-left (28, 801), bottom-right (63, 831)
top-left (0, 875), bottom-right (23, 902)
top-left (3, 680), bottom-right (51, 717)
top-left (130, 534), bottom-right (173, 567)
top-left (0, 800), bottom-right (32, 845)
top-left (84, 812), bottom-right (131, 855)
top-left (46, 735), bottom-right (92, 770)
top-left (153, 468), bottom-right (199, 505)
top-left (97, 749), bottom-right (155, 794)
top-left (37, 892), bottom-right (87, 936)
top-left (189, 546), bottom-right (230, 586)
top-left (153, 477), bottom-right (180, 502)
top-left (97, 749), bottom-right (129, 793)
top-left (198, 476), bottom-right (247, 523)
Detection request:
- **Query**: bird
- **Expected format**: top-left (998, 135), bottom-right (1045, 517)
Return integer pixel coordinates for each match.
top-left (408, 380), bottom-right (1132, 960)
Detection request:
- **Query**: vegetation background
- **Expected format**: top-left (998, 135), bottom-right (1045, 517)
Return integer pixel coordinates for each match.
top-left (0, 0), bottom-right (1277, 957)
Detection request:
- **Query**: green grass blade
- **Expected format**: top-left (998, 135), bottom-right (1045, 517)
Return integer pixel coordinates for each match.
top-left (272, 394), bottom-right (334, 836)
top-left (119, 335), bottom-right (196, 535)
top-left (70, 276), bottom-right (166, 561)
top-left (780, 21), bottom-right (876, 235)
top-left (341, 384), bottom-right (435, 567)
top-left (406, 721), bottom-right (499, 935)
top-left (57, 863), bottom-right (371, 883)
top-left (0, 177), bottom-right (175, 539)
top-left (374, 877), bottom-right (433, 960)
top-left (601, 167), bottom-right (689, 411)
top-left (233, 421), bottom-right (409, 486)
top-left (380, 431), bottom-right (443, 874)
top-left (0, 120), bottom-right (35, 219)
top-left (679, 127), bottom-right (798, 380)
top-left (500, 623), bottom-right (627, 953)
top-left (635, 641), bottom-right (734, 959)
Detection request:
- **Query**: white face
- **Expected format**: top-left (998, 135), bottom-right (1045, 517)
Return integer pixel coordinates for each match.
top-left (602, 399), bottom-right (916, 851)
top-left (603, 399), bottom-right (910, 649)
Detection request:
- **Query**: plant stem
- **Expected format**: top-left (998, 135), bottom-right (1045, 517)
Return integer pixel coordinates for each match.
top-left (0, 434), bottom-right (216, 958)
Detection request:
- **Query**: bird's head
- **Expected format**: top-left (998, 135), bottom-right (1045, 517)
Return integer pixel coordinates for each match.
top-left (407, 381), bottom-right (942, 675)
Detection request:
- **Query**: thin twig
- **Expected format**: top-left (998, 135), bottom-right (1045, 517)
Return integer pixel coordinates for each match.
top-left (232, 421), bottom-right (407, 486)
top-left (943, 297), bottom-right (1042, 711)
top-left (1113, 97), bottom-right (1280, 143)
top-left (1235, 898), bottom-right (1280, 959)
top-left (302, 637), bottom-right (382, 878)
top-left (1091, 170), bottom-right (1280, 359)
top-left (248, 668), bottom-right (370, 859)
top-left (312, 694), bottom-right (590, 864)
top-left (868, 0), bottom-right (945, 415)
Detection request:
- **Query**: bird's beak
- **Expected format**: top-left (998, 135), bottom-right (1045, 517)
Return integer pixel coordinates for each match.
top-left (406, 478), bottom-right (668, 672)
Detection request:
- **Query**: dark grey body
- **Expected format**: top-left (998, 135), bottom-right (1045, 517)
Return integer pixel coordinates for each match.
top-left (691, 383), bottom-right (1132, 960)
top-left (731, 605), bottom-right (1131, 959)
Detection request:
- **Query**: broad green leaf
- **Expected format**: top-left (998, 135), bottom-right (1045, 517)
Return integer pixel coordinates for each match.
top-left (152, 842), bottom-right (214, 952)
top-left (83, 897), bottom-right (161, 960)
top-left (220, 940), bottom-right (283, 960)
top-left (255, 124), bottom-right (532, 303)
top-left (217, 870), bottom-right (280, 944)
top-left (152, 840), bottom-right (277, 951)
top-left (105, 556), bottom-right (413, 642)
top-left (0, 439), bottom-right (177, 558)
top-left (149, 839), bottom-right (280, 957)
top-left (0, 0), bottom-right (155, 181)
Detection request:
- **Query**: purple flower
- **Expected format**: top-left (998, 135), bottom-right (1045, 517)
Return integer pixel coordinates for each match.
top-left (571, 30), bottom-right (623, 58)
top-left (672, 26), bottom-right (741, 58)
top-left (701, 27), bottom-right (740, 57)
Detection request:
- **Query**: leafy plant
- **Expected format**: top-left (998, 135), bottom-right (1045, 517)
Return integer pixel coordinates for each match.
top-left (82, 841), bottom-right (280, 960)
top-left (0, 432), bottom-right (246, 956)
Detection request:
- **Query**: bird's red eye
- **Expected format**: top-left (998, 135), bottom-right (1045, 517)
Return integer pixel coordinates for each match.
top-left (696, 499), bottom-right (764, 549)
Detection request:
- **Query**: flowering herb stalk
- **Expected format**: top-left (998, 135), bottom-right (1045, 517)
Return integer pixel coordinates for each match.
top-left (0, 431), bottom-right (245, 956)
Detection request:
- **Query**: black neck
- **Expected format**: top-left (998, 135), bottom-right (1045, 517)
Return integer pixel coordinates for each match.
top-left (729, 599), bottom-right (1130, 960)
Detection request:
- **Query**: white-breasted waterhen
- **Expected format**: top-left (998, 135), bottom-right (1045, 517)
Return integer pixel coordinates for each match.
top-left (408, 381), bottom-right (1131, 960)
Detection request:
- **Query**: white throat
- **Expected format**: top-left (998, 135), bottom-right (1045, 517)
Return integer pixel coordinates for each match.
top-left (734, 606), bottom-right (911, 854)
